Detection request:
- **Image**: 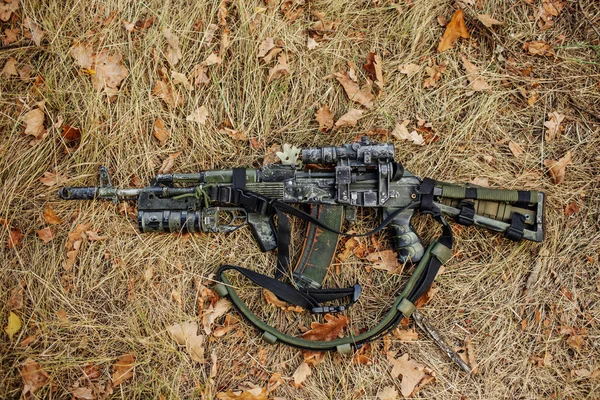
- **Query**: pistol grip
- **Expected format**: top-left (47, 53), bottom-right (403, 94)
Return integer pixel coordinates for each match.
top-left (247, 213), bottom-right (277, 252)
top-left (386, 208), bottom-right (425, 264)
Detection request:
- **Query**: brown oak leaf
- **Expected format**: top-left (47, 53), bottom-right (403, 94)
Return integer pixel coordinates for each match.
top-left (334, 108), bottom-right (363, 129)
top-left (315, 105), bottom-right (334, 132)
top-left (21, 358), bottom-right (50, 398)
top-left (112, 353), bottom-right (135, 386)
top-left (438, 10), bottom-right (469, 52)
top-left (153, 118), bottom-right (170, 144)
top-left (301, 314), bottom-right (349, 341)
top-left (387, 353), bottom-right (435, 397)
top-left (335, 72), bottom-right (374, 108)
top-left (544, 151), bottom-right (572, 184)
top-left (523, 41), bottom-right (555, 57)
top-left (366, 250), bottom-right (401, 273)
top-left (544, 111), bottom-right (566, 141)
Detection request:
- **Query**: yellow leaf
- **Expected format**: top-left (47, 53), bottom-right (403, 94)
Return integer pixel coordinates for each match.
top-left (5, 311), bottom-right (22, 340)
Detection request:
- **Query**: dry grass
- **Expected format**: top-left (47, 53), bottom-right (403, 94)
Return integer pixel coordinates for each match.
top-left (1, 0), bottom-right (600, 398)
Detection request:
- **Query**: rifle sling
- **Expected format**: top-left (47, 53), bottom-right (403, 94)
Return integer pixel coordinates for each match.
top-left (214, 177), bottom-right (453, 351)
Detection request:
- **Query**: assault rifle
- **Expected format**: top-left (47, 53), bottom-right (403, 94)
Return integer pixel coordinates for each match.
top-left (59, 137), bottom-right (544, 368)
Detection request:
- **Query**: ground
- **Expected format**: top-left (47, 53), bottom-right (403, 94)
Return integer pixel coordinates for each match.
top-left (1, 0), bottom-right (599, 399)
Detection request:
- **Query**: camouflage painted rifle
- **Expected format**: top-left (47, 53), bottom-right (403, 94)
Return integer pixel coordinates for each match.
top-left (59, 137), bottom-right (544, 360)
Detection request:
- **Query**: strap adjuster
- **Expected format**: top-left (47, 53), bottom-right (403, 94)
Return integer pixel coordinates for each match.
top-left (311, 305), bottom-right (346, 314)
top-left (456, 200), bottom-right (475, 226)
top-left (505, 212), bottom-right (526, 241)
top-left (310, 284), bottom-right (361, 314)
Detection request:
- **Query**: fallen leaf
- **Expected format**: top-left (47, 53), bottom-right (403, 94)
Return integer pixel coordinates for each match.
top-left (263, 144), bottom-right (282, 166)
top-left (220, 28), bottom-right (231, 56)
top-left (2, 28), bottom-right (19, 46)
top-left (423, 62), bottom-right (447, 88)
top-left (171, 70), bottom-right (192, 89)
top-left (465, 335), bottom-right (478, 374)
top-left (544, 111), bottom-right (566, 141)
top-left (275, 143), bottom-right (300, 165)
top-left (302, 350), bottom-right (326, 366)
top-left (202, 53), bottom-right (222, 67)
top-left (190, 65), bottom-right (210, 87)
top-left (392, 328), bottom-right (419, 341)
top-left (8, 284), bottom-right (24, 309)
top-left (39, 171), bottom-right (68, 187)
top-left (258, 38), bottom-right (275, 58)
top-left (0, 1), bottom-right (18, 22)
top-left (8, 228), bottom-right (23, 249)
top-left (71, 387), bottom-right (96, 399)
top-left (171, 289), bottom-right (182, 306)
top-left (364, 52), bottom-right (384, 89)
top-left (307, 37), bottom-right (319, 50)
top-left (202, 299), bottom-right (232, 334)
top-left (220, 127), bottom-right (247, 141)
top-left (366, 250), bottom-right (401, 273)
top-left (461, 55), bottom-right (490, 91)
top-left (4, 311), bottom-right (21, 339)
top-left (1, 57), bottom-right (17, 78)
top-left (377, 386), bottom-right (399, 400)
top-left (203, 24), bottom-right (219, 46)
top-left (37, 227), bottom-right (55, 244)
top-left (218, 0), bottom-right (228, 26)
top-left (21, 358), bottom-right (50, 397)
top-left (91, 51), bottom-right (128, 99)
top-left (335, 108), bottom-right (363, 128)
top-left (61, 125), bottom-right (81, 143)
top-left (69, 41), bottom-right (94, 70)
top-left (43, 205), bottom-right (61, 224)
top-left (315, 105), bottom-right (334, 132)
top-left (292, 362), bottom-right (311, 388)
top-left (158, 151), bottom-right (182, 174)
top-left (168, 321), bottom-right (199, 345)
top-left (267, 53), bottom-right (290, 83)
top-left (112, 353), bottom-right (135, 386)
top-left (387, 353), bottom-right (435, 397)
top-left (508, 141), bottom-right (524, 157)
top-left (477, 14), bottom-right (503, 27)
top-left (263, 290), bottom-right (303, 312)
top-left (399, 63), bottom-right (419, 76)
top-left (335, 72), bottom-right (374, 108)
top-left (523, 41), bottom-right (555, 57)
top-left (565, 202), bottom-right (579, 216)
top-left (538, 0), bottom-right (565, 30)
top-left (216, 388), bottom-right (268, 399)
top-left (527, 91), bottom-right (539, 105)
top-left (153, 118), bottom-right (170, 144)
top-left (414, 286), bottom-right (439, 308)
top-left (301, 314), bottom-right (349, 341)
top-left (85, 230), bottom-right (107, 241)
top-left (24, 17), bottom-right (44, 46)
top-left (22, 108), bottom-right (46, 139)
top-left (471, 177), bottom-right (489, 187)
top-left (186, 106), bottom-right (209, 125)
top-left (391, 120), bottom-right (424, 146)
top-left (544, 151), bottom-right (572, 184)
top-left (438, 10), bottom-right (470, 52)
top-left (163, 28), bottom-right (182, 66)
top-left (152, 80), bottom-right (183, 108)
